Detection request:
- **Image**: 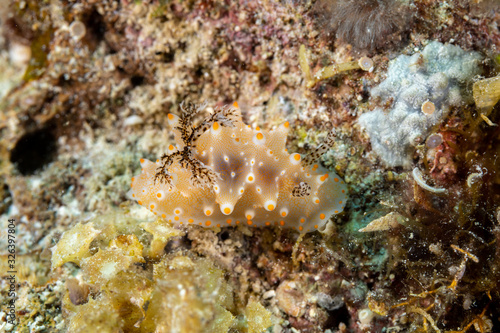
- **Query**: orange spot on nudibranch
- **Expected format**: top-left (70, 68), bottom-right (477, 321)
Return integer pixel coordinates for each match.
top-left (247, 220), bottom-right (253, 225)
top-left (314, 225), bottom-right (318, 229)
top-left (294, 154), bottom-right (301, 161)
top-left (167, 113), bottom-right (174, 120)
top-left (256, 132), bottom-right (264, 140)
top-left (205, 221), bottom-right (211, 226)
top-left (162, 214), bottom-right (166, 218)
top-left (334, 210), bottom-right (339, 214)
top-left (233, 101), bottom-right (239, 108)
top-left (188, 219), bottom-right (194, 223)
top-left (300, 218), bottom-right (305, 223)
top-left (280, 220), bottom-right (285, 226)
top-left (320, 174), bottom-right (329, 182)
top-left (138, 201), bottom-right (143, 205)
top-left (334, 177), bottom-right (339, 182)
top-left (157, 193), bottom-right (162, 198)
top-left (265, 222), bottom-right (271, 226)
top-left (224, 207), bottom-right (231, 214)
top-left (140, 158), bottom-right (145, 163)
top-left (320, 214), bottom-right (326, 219)
top-left (284, 121), bottom-right (289, 128)
top-left (213, 122), bottom-right (220, 130)
top-left (299, 226), bottom-right (303, 231)
top-left (226, 219), bottom-right (232, 224)
top-left (174, 216), bottom-right (179, 221)
top-left (267, 204), bottom-right (274, 211)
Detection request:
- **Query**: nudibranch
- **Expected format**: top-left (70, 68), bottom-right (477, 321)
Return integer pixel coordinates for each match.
top-left (130, 102), bottom-right (347, 233)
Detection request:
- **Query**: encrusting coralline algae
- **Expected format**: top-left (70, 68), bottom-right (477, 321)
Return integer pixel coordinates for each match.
top-left (130, 102), bottom-right (348, 233)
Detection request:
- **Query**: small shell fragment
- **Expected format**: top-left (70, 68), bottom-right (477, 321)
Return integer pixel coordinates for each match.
top-left (412, 167), bottom-right (447, 194)
top-left (358, 56), bottom-right (374, 72)
top-left (69, 21), bottom-right (87, 40)
top-left (426, 133), bottom-right (443, 148)
top-left (9, 42), bottom-right (31, 67)
top-left (480, 113), bottom-right (497, 126)
top-left (358, 212), bottom-right (404, 232)
top-left (123, 115), bottom-right (144, 126)
top-left (421, 100), bottom-right (436, 115)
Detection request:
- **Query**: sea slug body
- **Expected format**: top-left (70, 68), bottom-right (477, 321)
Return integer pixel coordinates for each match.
top-left (130, 102), bottom-right (347, 233)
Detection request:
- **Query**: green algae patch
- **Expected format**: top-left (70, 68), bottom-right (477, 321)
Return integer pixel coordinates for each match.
top-left (51, 222), bottom-right (101, 269)
top-left (245, 299), bottom-right (274, 333)
top-left (12, 0), bottom-right (54, 82)
top-left (63, 251), bottom-right (238, 332)
top-left (141, 218), bottom-right (184, 259)
top-left (80, 235), bottom-right (145, 285)
top-left (53, 214), bottom-right (238, 332)
top-left (23, 28), bottom-right (53, 81)
top-left (90, 212), bottom-right (145, 247)
top-left (66, 296), bottom-right (124, 333)
top-left (207, 304), bottom-right (236, 333)
top-left (142, 255), bottom-right (236, 332)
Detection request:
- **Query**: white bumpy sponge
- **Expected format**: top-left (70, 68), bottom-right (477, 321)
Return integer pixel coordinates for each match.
top-left (358, 41), bottom-right (482, 168)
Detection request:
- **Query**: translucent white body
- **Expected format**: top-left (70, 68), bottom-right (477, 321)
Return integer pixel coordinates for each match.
top-left (131, 108), bottom-right (347, 233)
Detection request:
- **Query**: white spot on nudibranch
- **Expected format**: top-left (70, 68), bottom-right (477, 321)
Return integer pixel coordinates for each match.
top-left (220, 203), bottom-right (234, 215)
top-left (264, 200), bottom-right (276, 211)
top-left (246, 173), bottom-right (255, 183)
top-left (253, 132), bottom-right (266, 145)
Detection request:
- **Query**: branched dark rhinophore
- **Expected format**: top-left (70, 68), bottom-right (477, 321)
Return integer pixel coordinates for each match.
top-left (154, 152), bottom-right (181, 188)
top-left (154, 102), bottom-right (237, 189)
top-left (189, 103), bottom-right (238, 144)
top-left (302, 129), bottom-right (336, 167)
top-left (292, 182), bottom-right (312, 197)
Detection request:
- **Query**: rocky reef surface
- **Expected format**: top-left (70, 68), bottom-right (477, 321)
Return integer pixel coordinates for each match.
top-left (0, 0), bottom-right (499, 332)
